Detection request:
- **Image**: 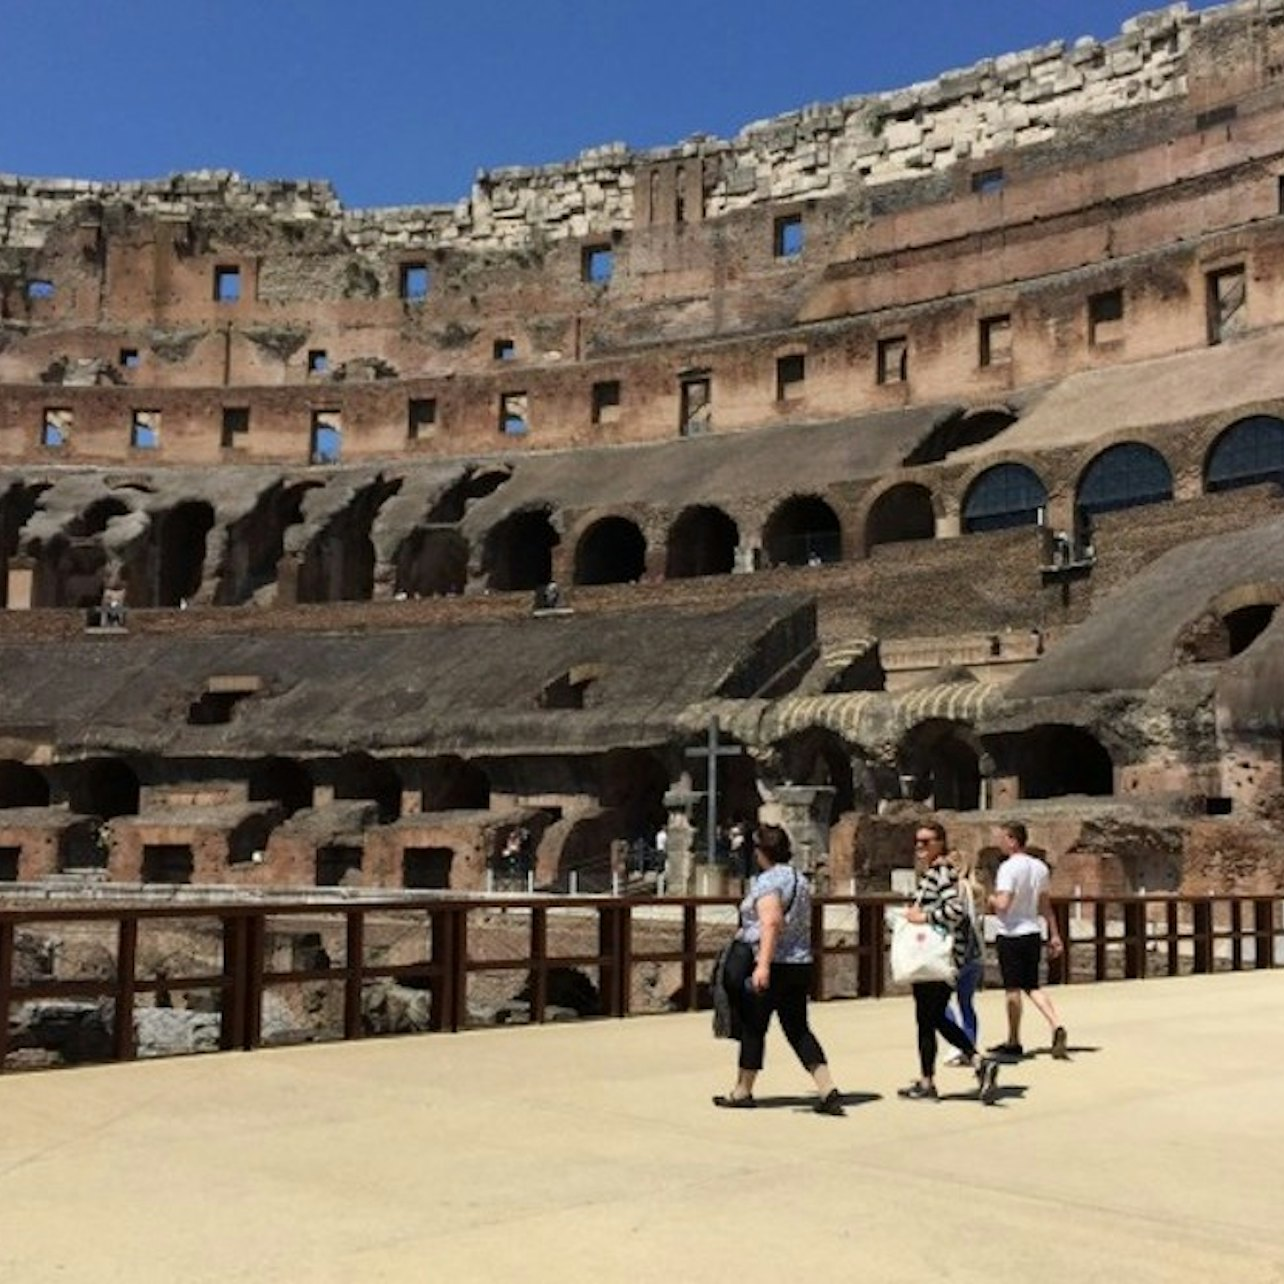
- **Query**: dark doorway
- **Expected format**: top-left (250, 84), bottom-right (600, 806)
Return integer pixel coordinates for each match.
top-left (865, 483), bottom-right (935, 551)
top-left (1225, 603), bottom-right (1277, 656)
top-left (394, 528), bottom-right (469, 597)
top-left (332, 753), bottom-right (401, 824)
top-left (157, 501), bottom-right (215, 606)
top-left (0, 761), bottom-right (50, 808)
top-left (665, 506), bottom-right (738, 579)
top-left (68, 759), bottom-right (140, 819)
top-left (1016, 725), bottom-right (1114, 799)
top-left (403, 847), bottom-right (453, 889)
top-left (421, 756), bottom-right (491, 811)
top-left (248, 757), bottom-right (314, 817)
top-left (573, 517), bottom-right (646, 586)
top-left (142, 844), bottom-right (194, 884)
top-left (763, 495), bottom-right (842, 566)
top-left (483, 509), bottom-right (559, 592)
top-left (316, 845), bottom-right (363, 886)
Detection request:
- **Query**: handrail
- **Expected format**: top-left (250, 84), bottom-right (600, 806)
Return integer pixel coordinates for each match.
top-left (1, 893), bottom-right (1278, 1072)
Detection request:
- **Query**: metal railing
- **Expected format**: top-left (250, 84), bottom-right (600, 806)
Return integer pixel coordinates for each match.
top-left (1, 893), bottom-right (1279, 1072)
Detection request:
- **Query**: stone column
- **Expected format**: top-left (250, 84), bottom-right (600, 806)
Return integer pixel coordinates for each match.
top-left (5, 556), bottom-right (34, 610)
top-left (661, 787), bottom-right (703, 895)
top-left (759, 784), bottom-right (836, 881)
top-left (276, 553), bottom-right (300, 606)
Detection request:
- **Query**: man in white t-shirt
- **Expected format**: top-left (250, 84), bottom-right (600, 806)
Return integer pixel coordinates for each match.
top-left (987, 821), bottom-right (1068, 1060)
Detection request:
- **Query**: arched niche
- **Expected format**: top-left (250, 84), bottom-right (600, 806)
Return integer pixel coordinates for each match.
top-left (482, 508), bottom-right (559, 592)
top-left (1205, 415), bottom-right (1284, 494)
top-left (394, 528), bottom-right (469, 597)
top-left (156, 500), bottom-right (215, 606)
top-left (962, 463), bottom-right (1048, 534)
top-left (1075, 443), bottom-right (1173, 524)
top-left (763, 494), bottom-right (842, 567)
top-left (1003, 725), bottom-right (1114, 799)
top-left (573, 516), bottom-right (646, 586)
top-left (770, 728), bottom-right (856, 817)
top-left (332, 752), bottom-right (402, 823)
top-left (865, 483), bottom-right (936, 552)
top-left (898, 720), bottom-right (982, 811)
top-left (67, 758), bottom-right (141, 819)
top-left (665, 506), bottom-right (738, 579)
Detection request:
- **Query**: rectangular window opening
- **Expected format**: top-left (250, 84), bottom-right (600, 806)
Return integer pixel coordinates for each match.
top-left (1196, 103), bottom-right (1238, 132)
top-left (582, 244), bottom-right (614, 284)
top-left (0, 846), bottom-right (18, 882)
top-left (1207, 264), bottom-right (1246, 345)
top-left (131, 410), bottom-right (160, 450)
top-left (877, 337), bottom-right (908, 385)
top-left (500, 392), bottom-right (528, 436)
top-left (1088, 290), bottom-right (1125, 346)
top-left (979, 315), bottom-right (1012, 367)
top-left (119, 348), bottom-right (140, 370)
top-left (971, 167), bottom-right (1005, 195)
top-left (142, 844), bottom-right (194, 885)
top-left (773, 213), bottom-right (803, 259)
top-left (307, 349), bottom-right (329, 375)
top-left (316, 845), bottom-right (363, 887)
top-left (679, 374), bottom-right (711, 436)
top-left (776, 353), bottom-right (806, 401)
top-left (310, 412), bottom-right (342, 464)
top-left (403, 846), bottom-right (453, 890)
top-left (42, 407), bottom-right (71, 448)
top-left (25, 279), bottom-right (55, 301)
top-left (214, 266), bottom-right (241, 303)
top-left (493, 338), bottom-right (516, 361)
top-left (399, 262), bottom-right (430, 300)
top-left (591, 380), bottom-right (621, 425)
top-left (221, 407), bottom-right (250, 448)
top-left (408, 398), bottom-right (437, 440)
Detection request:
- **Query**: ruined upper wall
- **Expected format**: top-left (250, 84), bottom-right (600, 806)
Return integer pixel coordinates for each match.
top-left (2, 1), bottom-right (1273, 256)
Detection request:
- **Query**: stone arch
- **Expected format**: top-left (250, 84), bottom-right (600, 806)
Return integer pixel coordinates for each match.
top-left (573, 516), bottom-right (646, 586)
top-left (331, 752), bottom-right (402, 823)
top-left (1177, 584), bottom-right (1284, 663)
top-left (70, 497), bottom-right (130, 538)
top-left (1075, 442), bottom-right (1173, 525)
top-left (482, 508), bottom-right (559, 592)
top-left (425, 466), bottom-right (511, 523)
top-left (394, 528), bottom-right (469, 597)
top-left (762, 494), bottom-right (842, 566)
top-left (961, 463), bottom-right (1048, 534)
top-left (215, 480), bottom-right (319, 606)
top-left (598, 748), bottom-right (668, 840)
top-left (420, 755), bottom-right (491, 811)
top-left (0, 482), bottom-right (48, 608)
top-left (665, 505), bottom-right (738, 578)
top-left (67, 758), bottom-right (141, 819)
top-left (769, 727), bottom-right (857, 817)
top-left (155, 500), bottom-right (215, 607)
top-left (0, 760), bottom-right (50, 808)
top-left (297, 478), bottom-right (401, 604)
top-left (898, 720), bottom-right (982, 811)
top-left (247, 756), bottom-right (314, 817)
top-left (1204, 415), bottom-right (1284, 494)
top-left (864, 482), bottom-right (936, 553)
top-left (903, 406), bottom-right (1018, 466)
top-left (1006, 725), bottom-right (1114, 799)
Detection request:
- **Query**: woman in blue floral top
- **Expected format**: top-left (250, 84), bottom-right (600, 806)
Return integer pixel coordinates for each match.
top-left (899, 820), bottom-right (1000, 1105)
top-left (713, 824), bottom-right (845, 1115)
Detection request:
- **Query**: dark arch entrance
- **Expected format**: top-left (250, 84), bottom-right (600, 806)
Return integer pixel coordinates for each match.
top-left (157, 501), bottom-right (215, 606)
top-left (1205, 416), bottom-right (1284, 493)
top-left (247, 757), bottom-right (314, 817)
top-left (297, 479), bottom-right (400, 604)
top-left (394, 528), bottom-right (469, 597)
top-left (0, 761), bottom-right (50, 808)
top-left (1224, 603), bottom-right (1277, 656)
top-left (573, 517), bottom-right (646, 586)
top-left (599, 748), bottom-right (668, 841)
top-left (962, 464), bottom-right (1048, 534)
top-left (1, 482), bottom-right (48, 608)
top-left (1014, 725), bottom-right (1113, 799)
top-left (332, 753), bottom-right (402, 823)
top-left (763, 495), bottom-right (842, 566)
top-left (899, 720), bottom-right (982, 811)
top-left (666, 506), bottom-right (738, 578)
top-left (904, 408), bottom-right (1018, 466)
top-left (215, 480), bottom-right (318, 606)
top-left (483, 509), bottom-right (559, 591)
top-left (68, 759), bottom-right (141, 819)
top-left (771, 728), bottom-right (856, 817)
top-left (865, 483), bottom-right (935, 552)
top-left (1075, 443), bottom-right (1173, 523)
top-left (421, 755), bottom-right (491, 811)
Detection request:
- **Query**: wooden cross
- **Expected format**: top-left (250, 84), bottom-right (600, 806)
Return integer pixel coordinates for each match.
top-left (684, 716), bottom-right (745, 863)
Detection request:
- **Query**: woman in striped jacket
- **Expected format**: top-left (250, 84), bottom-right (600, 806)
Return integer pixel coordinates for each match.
top-left (899, 820), bottom-right (1000, 1105)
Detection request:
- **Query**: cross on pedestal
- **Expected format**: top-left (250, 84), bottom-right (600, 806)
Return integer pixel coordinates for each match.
top-left (684, 716), bottom-right (745, 863)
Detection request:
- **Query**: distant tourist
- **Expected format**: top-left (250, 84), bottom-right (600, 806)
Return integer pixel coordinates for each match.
top-left (987, 820), bottom-right (1068, 1060)
top-left (713, 824), bottom-right (845, 1115)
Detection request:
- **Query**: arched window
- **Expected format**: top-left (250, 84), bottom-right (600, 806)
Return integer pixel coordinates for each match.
top-left (483, 509), bottom-right (559, 591)
top-left (763, 495), bottom-right (842, 566)
top-left (1076, 443), bottom-right (1173, 522)
top-left (1205, 416), bottom-right (1284, 493)
top-left (962, 464), bottom-right (1047, 534)
top-left (666, 506), bottom-right (738, 579)
top-left (865, 483), bottom-right (935, 551)
top-left (573, 517), bottom-right (646, 586)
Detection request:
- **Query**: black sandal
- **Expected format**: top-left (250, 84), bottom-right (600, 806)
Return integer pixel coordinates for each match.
top-left (712, 1093), bottom-right (757, 1109)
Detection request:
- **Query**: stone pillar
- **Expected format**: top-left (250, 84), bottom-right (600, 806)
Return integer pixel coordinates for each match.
top-left (759, 784), bottom-right (836, 879)
top-left (6, 556), bottom-right (34, 610)
top-left (276, 553), bottom-right (300, 606)
top-left (934, 512), bottom-right (961, 540)
top-left (661, 787), bottom-right (703, 895)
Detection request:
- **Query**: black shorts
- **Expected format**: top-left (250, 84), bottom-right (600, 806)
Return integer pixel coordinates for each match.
top-left (996, 933), bottom-right (1043, 991)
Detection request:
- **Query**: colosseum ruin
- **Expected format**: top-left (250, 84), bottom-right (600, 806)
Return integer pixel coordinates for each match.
top-left (0, 0), bottom-right (1282, 900)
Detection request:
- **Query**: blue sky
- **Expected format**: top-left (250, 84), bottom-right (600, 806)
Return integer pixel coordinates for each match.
top-left (0, 1), bottom-right (1222, 209)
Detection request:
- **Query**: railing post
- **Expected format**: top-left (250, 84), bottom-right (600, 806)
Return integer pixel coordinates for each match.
top-left (1049, 900), bottom-right (1072, 985)
top-left (343, 909), bottom-right (365, 1041)
top-left (1192, 899), bottom-right (1214, 975)
top-left (618, 904), bottom-right (634, 1017)
top-left (1230, 900), bottom-right (1244, 971)
top-left (681, 904), bottom-right (698, 1011)
top-left (1123, 901), bottom-right (1146, 981)
top-left (1166, 901), bottom-right (1180, 977)
top-left (856, 902), bottom-right (885, 998)
top-left (0, 919), bottom-right (13, 1073)
top-left (220, 914), bottom-right (246, 1051)
top-left (113, 916), bottom-right (138, 1062)
top-left (1094, 901), bottom-right (1108, 981)
top-left (244, 910), bottom-right (266, 1049)
top-left (597, 905), bottom-right (625, 1018)
top-left (530, 906), bottom-right (548, 1024)
top-left (1254, 899), bottom-right (1276, 970)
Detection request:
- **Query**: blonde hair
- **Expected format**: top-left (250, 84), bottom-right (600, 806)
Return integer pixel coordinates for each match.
top-left (947, 846), bottom-right (982, 902)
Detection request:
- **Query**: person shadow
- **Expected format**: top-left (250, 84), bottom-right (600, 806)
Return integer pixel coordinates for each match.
top-left (751, 1091), bottom-right (882, 1113)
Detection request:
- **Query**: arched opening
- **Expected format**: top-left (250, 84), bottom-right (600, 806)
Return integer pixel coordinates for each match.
top-left (1205, 416), bottom-right (1284, 493)
top-left (69, 498), bottom-right (129, 538)
top-left (1076, 443), bottom-right (1173, 524)
top-left (962, 463), bottom-right (1048, 534)
top-left (1224, 603), bottom-right (1278, 657)
top-left (483, 509), bottom-right (559, 592)
top-left (573, 516), bottom-right (646, 586)
top-left (1013, 725), bottom-right (1113, 799)
top-left (0, 482), bottom-right (48, 608)
top-left (420, 756), bottom-right (491, 811)
top-left (665, 506), bottom-right (738, 579)
top-left (763, 494), bottom-right (842, 567)
top-left (247, 756), bottom-right (314, 817)
top-left (394, 528), bottom-right (469, 597)
top-left (215, 481), bottom-right (318, 606)
top-left (68, 759), bottom-right (141, 819)
top-left (903, 408), bottom-right (1017, 466)
top-left (156, 500), bottom-right (215, 606)
top-left (297, 478), bottom-right (400, 604)
top-left (0, 761), bottom-right (50, 808)
top-left (771, 728), bottom-right (856, 817)
top-left (425, 467), bottom-right (511, 523)
top-left (599, 748), bottom-right (668, 843)
top-left (898, 720), bottom-right (982, 811)
top-left (332, 753), bottom-right (402, 823)
top-left (865, 483), bottom-right (935, 551)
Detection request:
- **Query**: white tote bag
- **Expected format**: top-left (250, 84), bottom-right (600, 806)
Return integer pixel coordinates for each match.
top-left (889, 914), bottom-right (957, 986)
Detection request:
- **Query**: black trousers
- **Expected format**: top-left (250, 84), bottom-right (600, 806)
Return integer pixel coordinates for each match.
top-left (737, 962), bottom-right (826, 1073)
top-left (912, 980), bottom-right (976, 1078)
